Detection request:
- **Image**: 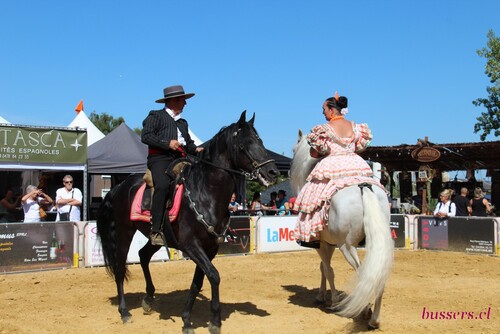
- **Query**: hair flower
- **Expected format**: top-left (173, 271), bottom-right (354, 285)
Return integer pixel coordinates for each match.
top-left (340, 107), bottom-right (349, 115)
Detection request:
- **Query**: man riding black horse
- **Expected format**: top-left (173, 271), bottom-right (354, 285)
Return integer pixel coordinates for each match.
top-left (141, 85), bottom-right (204, 246)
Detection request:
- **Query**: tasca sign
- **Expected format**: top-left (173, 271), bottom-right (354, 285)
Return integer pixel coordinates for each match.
top-left (411, 146), bottom-right (441, 162)
top-left (0, 125), bottom-right (87, 164)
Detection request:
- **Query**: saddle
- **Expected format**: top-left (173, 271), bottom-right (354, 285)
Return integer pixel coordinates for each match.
top-left (130, 159), bottom-right (191, 223)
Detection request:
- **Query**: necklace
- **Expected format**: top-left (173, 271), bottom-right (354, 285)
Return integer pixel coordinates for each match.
top-left (330, 115), bottom-right (344, 122)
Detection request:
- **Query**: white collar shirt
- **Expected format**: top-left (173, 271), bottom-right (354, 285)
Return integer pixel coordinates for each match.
top-left (433, 201), bottom-right (456, 217)
top-left (165, 108), bottom-right (186, 146)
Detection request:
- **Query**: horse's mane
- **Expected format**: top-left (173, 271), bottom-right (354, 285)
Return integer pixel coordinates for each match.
top-left (200, 121), bottom-right (247, 162)
top-left (290, 131), bottom-right (319, 193)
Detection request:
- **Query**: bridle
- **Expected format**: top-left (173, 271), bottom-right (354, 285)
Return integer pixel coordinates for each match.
top-left (182, 125), bottom-right (275, 242)
top-left (186, 128), bottom-right (275, 180)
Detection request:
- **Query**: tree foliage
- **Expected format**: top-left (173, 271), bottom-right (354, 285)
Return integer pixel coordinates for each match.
top-left (473, 30), bottom-right (500, 141)
top-left (89, 111), bottom-right (125, 135)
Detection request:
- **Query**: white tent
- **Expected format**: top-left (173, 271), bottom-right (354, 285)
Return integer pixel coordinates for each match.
top-left (0, 116), bottom-right (10, 124)
top-left (68, 111), bottom-right (105, 146)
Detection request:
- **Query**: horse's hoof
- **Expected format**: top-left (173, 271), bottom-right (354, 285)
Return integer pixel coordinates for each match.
top-left (121, 315), bottom-right (132, 324)
top-left (142, 297), bottom-right (154, 314)
top-left (208, 322), bottom-right (221, 334)
top-left (182, 326), bottom-right (196, 334)
top-left (367, 321), bottom-right (380, 330)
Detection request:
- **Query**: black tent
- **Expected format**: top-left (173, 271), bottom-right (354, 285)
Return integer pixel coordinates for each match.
top-left (265, 149), bottom-right (291, 175)
top-left (88, 123), bottom-right (147, 174)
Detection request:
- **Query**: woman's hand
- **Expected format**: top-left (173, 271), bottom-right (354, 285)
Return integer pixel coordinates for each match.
top-left (309, 148), bottom-right (321, 158)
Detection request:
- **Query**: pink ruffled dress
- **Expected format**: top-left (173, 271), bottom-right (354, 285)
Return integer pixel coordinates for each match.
top-left (294, 122), bottom-right (384, 242)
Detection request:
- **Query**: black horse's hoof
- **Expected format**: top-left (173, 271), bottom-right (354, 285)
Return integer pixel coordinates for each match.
top-left (142, 297), bottom-right (154, 314)
top-left (182, 326), bottom-right (196, 334)
top-left (121, 315), bottom-right (132, 324)
top-left (208, 322), bottom-right (221, 334)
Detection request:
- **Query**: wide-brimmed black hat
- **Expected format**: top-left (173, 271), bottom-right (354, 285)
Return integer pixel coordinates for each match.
top-left (155, 85), bottom-right (195, 103)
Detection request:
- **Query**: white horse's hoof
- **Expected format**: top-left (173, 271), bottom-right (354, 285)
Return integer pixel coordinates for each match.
top-left (367, 320), bottom-right (380, 330)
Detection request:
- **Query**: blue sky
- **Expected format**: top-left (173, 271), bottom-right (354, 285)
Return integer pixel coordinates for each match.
top-left (1, 0), bottom-right (499, 157)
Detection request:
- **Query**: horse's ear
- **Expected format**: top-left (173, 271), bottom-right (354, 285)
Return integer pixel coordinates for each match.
top-left (297, 129), bottom-right (303, 142)
top-left (248, 112), bottom-right (255, 126)
top-left (238, 110), bottom-right (247, 125)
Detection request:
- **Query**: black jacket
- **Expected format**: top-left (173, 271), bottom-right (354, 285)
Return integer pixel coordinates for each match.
top-left (141, 109), bottom-right (198, 156)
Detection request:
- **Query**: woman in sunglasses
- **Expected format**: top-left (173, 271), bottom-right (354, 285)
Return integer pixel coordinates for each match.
top-left (55, 175), bottom-right (82, 222)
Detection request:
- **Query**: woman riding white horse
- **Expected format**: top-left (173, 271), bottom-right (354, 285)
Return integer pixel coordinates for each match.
top-left (294, 92), bottom-right (385, 247)
top-left (291, 91), bottom-right (393, 329)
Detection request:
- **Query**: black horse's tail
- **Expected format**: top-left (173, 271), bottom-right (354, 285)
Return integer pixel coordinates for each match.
top-left (96, 187), bottom-right (122, 279)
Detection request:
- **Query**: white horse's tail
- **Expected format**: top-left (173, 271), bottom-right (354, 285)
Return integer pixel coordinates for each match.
top-left (335, 185), bottom-right (394, 318)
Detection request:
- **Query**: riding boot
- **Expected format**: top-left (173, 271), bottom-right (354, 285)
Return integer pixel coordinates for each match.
top-left (150, 212), bottom-right (166, 246)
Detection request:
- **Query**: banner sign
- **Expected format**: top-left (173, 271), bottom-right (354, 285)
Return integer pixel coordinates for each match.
top-left (0, 125), bottom-right (87, 164)
top-left (84, 222), bottom-right (170, 267)
top-left (447, 218), bottom-right (495, 254)
top-left (218, 216), bottom-right (253, 255)
top-left (0, 222), bottom-right (74, 273)
top-left (390, 214), bottom-right (407, 248)
top-left (418, 217), bottom-right (495, 254)
top-left (256, 216), bottom-right (309, 253)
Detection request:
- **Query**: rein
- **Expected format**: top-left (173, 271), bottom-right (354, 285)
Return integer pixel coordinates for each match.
top-left (181, 153), bottom-right (273, 243)
top-left (179, 129), bottom-right (274, 243)
top-left (186, 148), bottom-right (275, 181)
top-left (182, 181), bottom-right (229, 244)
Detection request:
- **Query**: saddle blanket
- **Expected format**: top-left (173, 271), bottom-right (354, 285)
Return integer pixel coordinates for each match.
top-left (130, 182), bottom-right (184, 223)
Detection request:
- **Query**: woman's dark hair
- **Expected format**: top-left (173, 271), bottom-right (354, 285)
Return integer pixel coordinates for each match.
top-left (325, 96), bottom-right (348, 111)
top-left (252, 191), bottom-right (261, 201)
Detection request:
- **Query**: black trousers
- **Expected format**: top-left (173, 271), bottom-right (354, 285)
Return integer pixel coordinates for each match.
top-left (147, 155), bottom-right (174, 233)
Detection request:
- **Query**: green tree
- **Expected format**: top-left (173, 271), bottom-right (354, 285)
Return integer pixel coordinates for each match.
top-left (245, 175), bottom-right (287, 204)
top-left (89, 111), bottom-right (125, 135)
top-left (473, 30), bottom-right (500, 141)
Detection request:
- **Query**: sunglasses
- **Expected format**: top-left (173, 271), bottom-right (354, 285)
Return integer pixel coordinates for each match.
top-left (64, 181), bottom-right (73, 184)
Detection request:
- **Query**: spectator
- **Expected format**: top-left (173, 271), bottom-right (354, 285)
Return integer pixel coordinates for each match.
top-left (434, 189), bottom-right (456, 219)
top-left (288, 197), bottom-right (298, 215)
top-left (276, 189), bottom-right (290, 216)
top-left (55, 175), bottom-right (83, 222)
top-left (228, 192), bottom-right (240, 215)
top-left (250, 191), bottom-right (270, 216)
top-left (412, 187), bottom-right (424, 212)
top-left (470, 187), bottom-right (491, 217)
top-left (21, 185), bottom-right (53, 223)
top-left (453, 187), bottom-right (471, 216)
top-left (0, 189), bottom-right (21, 222)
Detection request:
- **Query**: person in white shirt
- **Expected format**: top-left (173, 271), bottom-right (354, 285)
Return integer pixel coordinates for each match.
top-left (55, 175), bottom-right (82, 222)
top-left (434, 189), bottom-right (456, 218)
top-left (21, 185), bottom-right (53, 223)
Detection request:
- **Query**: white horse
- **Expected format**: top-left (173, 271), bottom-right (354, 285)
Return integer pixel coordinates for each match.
top-left (290, 130), bottom-right (394, 329)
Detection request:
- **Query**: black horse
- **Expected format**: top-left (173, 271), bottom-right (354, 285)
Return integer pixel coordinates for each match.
top-left (96, 111), bottom-right (279, 333)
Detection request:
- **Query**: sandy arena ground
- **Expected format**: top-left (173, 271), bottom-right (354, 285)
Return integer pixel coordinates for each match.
top-left (0, 249), bottom-right (498, 334)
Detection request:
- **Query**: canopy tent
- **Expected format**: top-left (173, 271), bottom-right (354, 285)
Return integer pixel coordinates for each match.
top-left (88, 123), bottom-right (147, 174)
top-left (68, 111), bottom-right (105, 146)
top-left (266, 150), bottom-right (291, 175)
top-left (0, 116), bottom-right (10, 124)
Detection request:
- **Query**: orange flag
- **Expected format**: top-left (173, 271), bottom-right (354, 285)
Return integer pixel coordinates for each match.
top-left (75, 100), bottom-right (84, 113)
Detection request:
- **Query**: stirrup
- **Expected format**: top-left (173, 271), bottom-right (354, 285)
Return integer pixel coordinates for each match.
top-left (150, 231), bottom-right (166, 246)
